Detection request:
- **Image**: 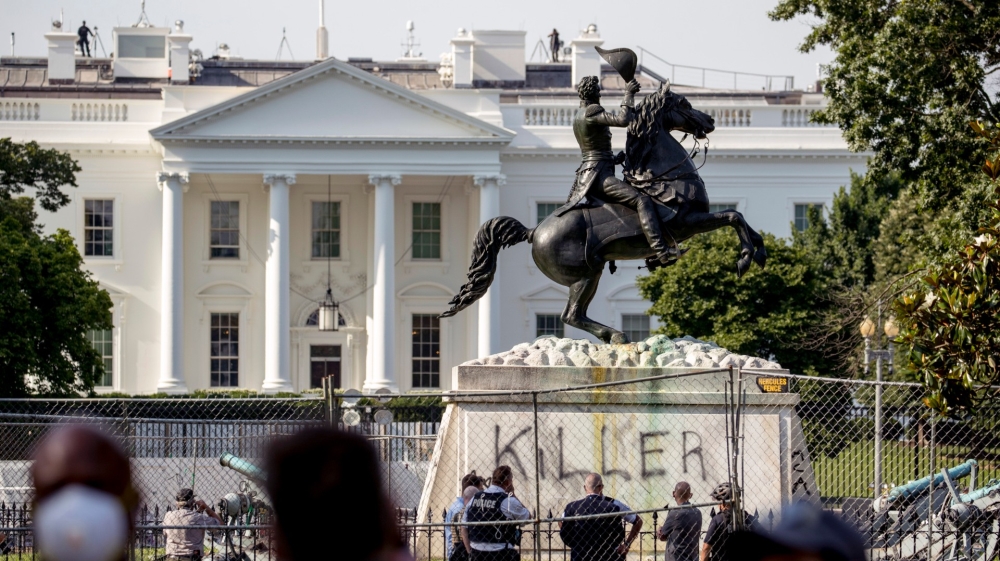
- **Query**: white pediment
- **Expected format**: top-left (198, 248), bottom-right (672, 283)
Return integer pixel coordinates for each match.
top-left (607, 284), bottom-right (642, 300)
top-left (521, 284), bottom-right (569, 301)
top-left (152, 58), bottom-right (512, 144)
top-left (398, 282), bottom-right (454, 299)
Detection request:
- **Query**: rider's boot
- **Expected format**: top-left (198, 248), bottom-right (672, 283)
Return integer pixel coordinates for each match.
top-left (636, 195), bottom-right (677, 265)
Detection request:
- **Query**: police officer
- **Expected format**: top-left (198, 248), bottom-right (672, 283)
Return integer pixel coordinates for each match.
top-left (560, 473), bottom-right (643, 561)
top-left (462, 465), bottom-right (531, 561)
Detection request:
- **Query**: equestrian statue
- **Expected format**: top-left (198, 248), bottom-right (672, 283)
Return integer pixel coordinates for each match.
top-left (442, 47), bottom-right (767, 345)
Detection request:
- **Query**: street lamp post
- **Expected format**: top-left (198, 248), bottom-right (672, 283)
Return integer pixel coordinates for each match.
top-left (860, 303), bottom-right (899, 500)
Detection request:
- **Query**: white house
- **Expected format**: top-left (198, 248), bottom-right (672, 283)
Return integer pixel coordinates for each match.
top-left (0, 19), bottom-right (867, 395)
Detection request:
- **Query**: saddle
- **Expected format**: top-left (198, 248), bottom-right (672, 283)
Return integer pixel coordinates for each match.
top-left (581, 198), bottom-right (677, 256)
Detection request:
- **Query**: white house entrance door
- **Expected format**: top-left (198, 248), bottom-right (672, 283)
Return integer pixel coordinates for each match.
top-left (310, 345), bottom-right (341, 389)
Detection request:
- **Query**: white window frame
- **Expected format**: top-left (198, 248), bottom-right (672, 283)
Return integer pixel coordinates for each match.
top-left (534, 313), bottom-right (565, 338)
top-left (301, 193), bottom-right (351, 273)
top-left (207, 311), bottom-right (242, 389)
top-left (196, 283), bottom-right (252, 389)
top-left (789, 200), bottom-right (826, 233)
top-left (402, 195), bottom-right (451, 271)
top-left (607, 283), bottom-right (660, 341)
top-left (202, 194), bottom-right (249, 271)
top-left (92, 288), bottom-right (126, 393)
top-left (79, 193), bottom-right (123, 266)
top-left (620, 313), bottom-right (652, 342)
top-left (397, 282), bottom-right (454, 391)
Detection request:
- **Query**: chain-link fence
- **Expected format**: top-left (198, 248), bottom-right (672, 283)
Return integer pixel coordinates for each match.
top-left (0, 368), bottom-right (998, 561)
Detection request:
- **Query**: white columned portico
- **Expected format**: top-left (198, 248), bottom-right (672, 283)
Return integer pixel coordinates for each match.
top-left (156, 172), bottom-right (190, 394)
top-left (472, 174), bottom-right (505, 357)
top-left (262, 173), bottom-right (295, 393)
top-left (365, 173), bottom-right (402, 392)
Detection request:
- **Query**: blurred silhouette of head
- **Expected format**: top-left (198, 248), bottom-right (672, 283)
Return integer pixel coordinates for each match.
top-left (31, 425), bottom-right (137, 561)
top-left (266, 428), bottom-right (403, 561)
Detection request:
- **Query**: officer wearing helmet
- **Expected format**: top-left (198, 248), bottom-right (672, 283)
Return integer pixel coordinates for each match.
top-left (701, 482), bottom-right (761, 561)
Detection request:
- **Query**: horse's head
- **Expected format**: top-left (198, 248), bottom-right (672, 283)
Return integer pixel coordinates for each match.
top-left (656, 82), bottom-right (715, 139)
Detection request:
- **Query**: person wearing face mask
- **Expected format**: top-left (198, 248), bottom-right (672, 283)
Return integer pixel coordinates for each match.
top-left (31, 425), bottom-right (138, 561)
top-left (162, 488), bottom-right (222, 560)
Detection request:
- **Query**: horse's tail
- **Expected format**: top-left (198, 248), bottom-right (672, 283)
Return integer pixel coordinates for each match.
top-left (441, 216), bottom-right (530, 318)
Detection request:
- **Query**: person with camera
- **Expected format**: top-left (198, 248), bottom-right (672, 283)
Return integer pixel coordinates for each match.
top-left (162, 488), bottom-right (222, 561)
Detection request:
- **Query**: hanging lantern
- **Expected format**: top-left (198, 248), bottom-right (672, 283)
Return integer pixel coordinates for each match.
top-left (318, 288), bottom-right (339, 332)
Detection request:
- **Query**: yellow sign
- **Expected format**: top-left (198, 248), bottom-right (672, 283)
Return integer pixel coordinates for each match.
top-left (756, 377), bottom-right (789, 393)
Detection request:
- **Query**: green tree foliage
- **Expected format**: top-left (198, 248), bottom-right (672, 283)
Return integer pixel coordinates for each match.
top-left (0, 140), bottom-right (112, 397)
top-left (0, 138), bottom-right (82, 212)
top-left (637, 229), bottom-right (832, 375)
top-left (769, 0), bottom-right (1000, 206)
top-left (892, 123), bottom-right (1000, 416)
top-left (798, 171), bottom-right (904, 288)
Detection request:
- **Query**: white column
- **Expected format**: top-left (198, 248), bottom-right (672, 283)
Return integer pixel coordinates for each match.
top-left (472, 174), bottom-right (505, 357)
top-left (262, 173), bottom-right (295, 393)
top-left (364, 173), bottom-right (401, 392)
top-left (156, 172), bottom-right (189, 394)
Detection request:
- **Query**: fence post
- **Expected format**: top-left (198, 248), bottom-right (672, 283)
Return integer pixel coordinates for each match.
top-left (532, 390), bottom-right (542, 561)
top-left (874, 345), bottom-right (883, 499)
top-left (927, 414), bottom-right (936, 558)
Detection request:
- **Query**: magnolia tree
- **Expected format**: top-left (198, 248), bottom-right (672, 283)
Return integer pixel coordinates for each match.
top-left (893, 123), bottom-right (1000, 415)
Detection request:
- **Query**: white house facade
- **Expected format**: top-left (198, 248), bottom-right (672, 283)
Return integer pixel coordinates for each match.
top-left (0, 21), bottom-right (867, 395)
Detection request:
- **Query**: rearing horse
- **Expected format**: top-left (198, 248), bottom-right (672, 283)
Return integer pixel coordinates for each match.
top-left (442, 83), bottom-right (767, 344)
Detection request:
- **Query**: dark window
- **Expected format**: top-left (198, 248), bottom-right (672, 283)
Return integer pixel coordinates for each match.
top-left (794, 203), bottom-right (822, 232)
top-left (210, 313), bottom-right (239, 387)
top-left (84, 199), bottom-right (114, 257)
top-left (310, 345), bottom-right (341, 389)
top-left (311, 201), bottom-right (341, 259)
top-left (412, 314), bottom-right (440, 388)
top-left (537, 202), bottom-right (560, 225)
top-left (87, 329), bottom-right (113, 387)
top-left (708, 203), bottom-right (737, 214)
top-left (412, 203), bottom-right (441, 259)
top-left (210, 201), bottom-right (240, 259)
top-left (621, 314), bottom-right (650, 342)
top-left (536, 314), bottom-right (564, 338)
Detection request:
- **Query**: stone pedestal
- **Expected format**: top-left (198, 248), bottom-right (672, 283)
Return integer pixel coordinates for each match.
top-left (416, 339), bottom-right (818, 557)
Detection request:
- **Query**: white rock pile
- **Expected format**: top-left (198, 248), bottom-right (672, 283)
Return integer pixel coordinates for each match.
top-left (461, 334), bottom-right (781, 369)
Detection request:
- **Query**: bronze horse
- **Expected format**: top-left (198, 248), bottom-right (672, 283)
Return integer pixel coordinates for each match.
top-left (442, 83), bottom-right (767, 344)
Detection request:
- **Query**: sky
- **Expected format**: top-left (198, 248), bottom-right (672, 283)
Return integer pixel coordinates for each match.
top-left (1, 0), bottom-right (832, 90)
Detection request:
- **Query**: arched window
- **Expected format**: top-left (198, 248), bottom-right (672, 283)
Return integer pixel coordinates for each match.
top-left (306, 308), bottom-right (347, 327)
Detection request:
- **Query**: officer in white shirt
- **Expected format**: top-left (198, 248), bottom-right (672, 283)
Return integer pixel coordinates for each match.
top-left (462, 465), bottom-right (532, 561)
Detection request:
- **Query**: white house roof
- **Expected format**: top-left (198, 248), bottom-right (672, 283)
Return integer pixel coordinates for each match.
top-left (151, 57), bottom-right (514, 146)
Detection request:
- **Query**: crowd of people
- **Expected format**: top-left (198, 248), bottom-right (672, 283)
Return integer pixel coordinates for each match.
top-left (25, 424), bottom-right (864, 561)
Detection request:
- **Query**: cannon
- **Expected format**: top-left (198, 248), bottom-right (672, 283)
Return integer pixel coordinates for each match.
top-left (219, 453), bottom-right (266, 483)
top-left (866, 460), bottom-right (1000, 561)
top-left (217, 454), bottom-right (270, 523)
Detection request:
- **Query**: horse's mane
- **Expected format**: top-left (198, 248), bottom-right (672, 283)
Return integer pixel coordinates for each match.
top-left (625, 85), bottom-right (675, 172)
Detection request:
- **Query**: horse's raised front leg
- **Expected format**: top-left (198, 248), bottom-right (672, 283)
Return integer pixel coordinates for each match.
top-left (676, 210), bottom-right (757, 277)
top-left (562, 269), bottom-right (627, 344)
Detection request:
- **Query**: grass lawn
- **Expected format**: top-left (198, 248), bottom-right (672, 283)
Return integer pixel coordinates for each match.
top-left (811, 440), bottom-right (1000, 499)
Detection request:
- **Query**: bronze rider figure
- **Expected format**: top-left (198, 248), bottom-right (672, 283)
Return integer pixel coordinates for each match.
top-left (554, 76), bottom-right (676, 265)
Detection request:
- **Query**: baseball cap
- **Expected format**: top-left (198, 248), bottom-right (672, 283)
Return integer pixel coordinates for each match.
top-left (730, 502), bottom-right (865, 561)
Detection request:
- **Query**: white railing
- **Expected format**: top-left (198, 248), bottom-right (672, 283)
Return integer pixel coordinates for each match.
top-left (72, 102), bottom-right (128, 122)
top-left (517, 104), bottom-right (835, 128)
top-left (0, 101), bottom-right (40, 121)
top-left (707, 108), bottom-right (752, 127)
top-left (523, 106), bottom-right (576, 127)
top-left (782, 108), bottom-right (824, 127)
